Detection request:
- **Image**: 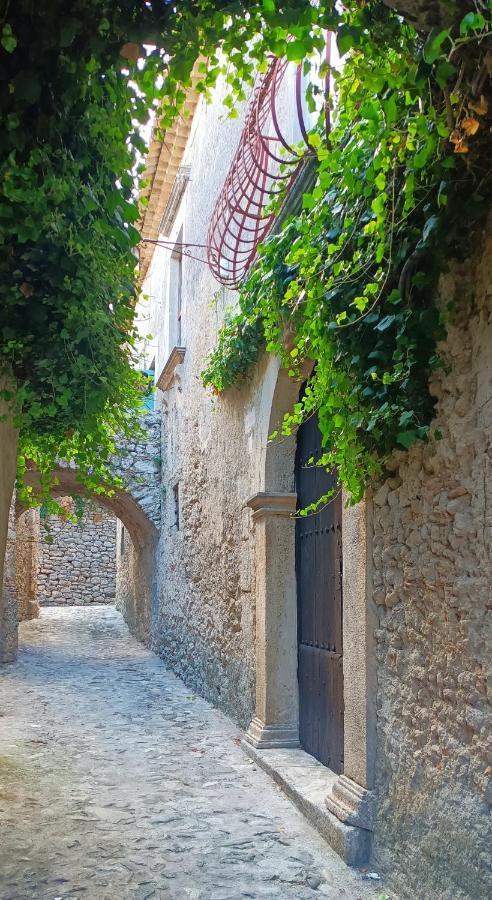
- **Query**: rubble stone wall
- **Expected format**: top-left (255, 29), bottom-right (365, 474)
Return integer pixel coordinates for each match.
top-left (371, 220), bottom-right (492, 900)
top-left (38, 500), bottom-right (117, 605)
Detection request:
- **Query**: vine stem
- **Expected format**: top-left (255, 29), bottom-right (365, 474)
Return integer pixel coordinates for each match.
top-left (336, 165), bottom-right (397, 330)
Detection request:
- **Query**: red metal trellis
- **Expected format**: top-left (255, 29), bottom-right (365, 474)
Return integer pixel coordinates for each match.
top-left (207, 39), bottom-right (330, 288)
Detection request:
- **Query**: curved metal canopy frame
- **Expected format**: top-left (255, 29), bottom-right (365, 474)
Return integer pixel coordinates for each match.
top-left (207, 40), bottom-right (330, 288)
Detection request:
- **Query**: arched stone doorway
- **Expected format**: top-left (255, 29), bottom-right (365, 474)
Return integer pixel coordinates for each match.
top-left (243, 358), bottom-right (377, 865)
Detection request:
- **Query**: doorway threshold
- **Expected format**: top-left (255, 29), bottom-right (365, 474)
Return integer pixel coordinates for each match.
top-left (241, 742), bottom-right (371, 867)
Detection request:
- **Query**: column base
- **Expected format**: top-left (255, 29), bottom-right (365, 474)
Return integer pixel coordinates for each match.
top-left (242, 742), bottom-right (372, 866)
top-left (245, 716), bottom-right (300, 749)
top-left (325, 774), bottom-right (374, 831)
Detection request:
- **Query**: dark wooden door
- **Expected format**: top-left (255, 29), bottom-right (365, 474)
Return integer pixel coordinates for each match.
top-left (295, 410), bottom-right (344, 772)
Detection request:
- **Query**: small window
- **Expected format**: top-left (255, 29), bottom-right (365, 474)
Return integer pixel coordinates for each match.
top-left (120, 525), bottom-right (125, 555)
top-left (173, 483), bottom-right (180, 530)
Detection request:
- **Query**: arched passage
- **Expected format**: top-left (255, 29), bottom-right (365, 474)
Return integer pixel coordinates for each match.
top-left (1, 464), bottom-right (159, 662)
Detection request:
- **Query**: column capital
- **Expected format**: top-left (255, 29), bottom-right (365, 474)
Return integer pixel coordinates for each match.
top-left (246, 492), bottom-right (297, 522)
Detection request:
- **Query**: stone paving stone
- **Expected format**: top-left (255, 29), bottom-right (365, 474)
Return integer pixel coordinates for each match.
top-left (0, 606), bottom-right (381, 900)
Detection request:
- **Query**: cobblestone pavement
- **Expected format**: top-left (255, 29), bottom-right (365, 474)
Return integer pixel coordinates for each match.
top-left (0, 607), bottom-right (381, 900)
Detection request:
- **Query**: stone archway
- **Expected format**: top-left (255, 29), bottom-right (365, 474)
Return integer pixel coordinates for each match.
top-left (243, 358), bottom-right (377, 865)
top-left (1, 458), bottom-right (159, 663)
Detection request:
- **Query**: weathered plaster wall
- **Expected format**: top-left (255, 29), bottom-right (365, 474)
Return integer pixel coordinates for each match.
top-left (37, 500), bottom-right (117, 606)
top-left (115, 519), bottom-right (156, 644)
top-left (112, 410), bottom-right (161, 643)
top-left (371, 221), bottom-right (492, 899)
top-left (143, 91), bottom-right (271, 728)
top-left (16, 508), bottom-right (40, 621)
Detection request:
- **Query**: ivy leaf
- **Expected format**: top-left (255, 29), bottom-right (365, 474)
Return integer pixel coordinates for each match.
top-left (383, 94), bottom-right (397, 126)
top-left (375, 172), bottom-right (386, 191)
top-left (422, 28), bottom-right (450, 64)
top-left (120, 42), bottom-right (141, 62)
top-left (337, 26), bottom-right (360, 56)
top-left (286, 40), bottom-right (309, 63)
top-left (396, 430), bottom-right (418, 448)
top-left (1, 23), bottom-right (17, 53)
top-left (421, 215), bottom-right (439, 245)
top-left (459, 12), bottom-right (485, 34)
top-left (435, 61), bottom-right (456, 89)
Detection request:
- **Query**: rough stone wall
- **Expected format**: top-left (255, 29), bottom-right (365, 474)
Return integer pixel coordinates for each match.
top-left (371, 220), bottom-right (492, 899)
top-left (112, 410), bottom-right (162, 532)
top-left (15, 508), bottom-right (40, 620)
top-left (37, 500), bottom-right (117, 606)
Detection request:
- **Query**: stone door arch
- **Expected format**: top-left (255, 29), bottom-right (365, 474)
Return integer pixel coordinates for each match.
top-left (244, 357), bottom-right (377, 864)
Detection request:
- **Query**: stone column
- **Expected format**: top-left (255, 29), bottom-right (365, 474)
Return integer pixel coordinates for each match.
top-left (325, 497), bottom-right (377, 832)
top-left (244, 491), bottom-right (300, 749)
top-left (16, 508), bottom-right (40, 621)
top-left (0, 385), bottom-right (19, 663)
top-left (0, 501), bottom-right (18, 663)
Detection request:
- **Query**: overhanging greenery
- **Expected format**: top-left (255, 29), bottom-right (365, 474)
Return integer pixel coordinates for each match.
top-left (0, 0), bottom-right (331, 508)
top-left (0, 1), bottom-right (490, 510)
top-left (202, 3), bottom-right (492, 506)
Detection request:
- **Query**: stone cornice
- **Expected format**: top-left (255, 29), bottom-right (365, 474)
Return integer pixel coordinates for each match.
top-left (138, 71), bottom-right (201, 285)
top-left (156, 346), bottom-right (186, 392)
top-left (246, 492), bottom-right (297, 522)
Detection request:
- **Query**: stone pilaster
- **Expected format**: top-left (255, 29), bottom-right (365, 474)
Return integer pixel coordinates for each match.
top-left (244, 492), bottom-right (300, 750)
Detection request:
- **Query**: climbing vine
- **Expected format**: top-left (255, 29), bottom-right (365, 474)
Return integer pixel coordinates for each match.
top-left (1, 1), bottom-right (491, 509)
top-left (202, 4), bottom-right (492, 506)
top-left (0, 0), bottom-right (333, 508)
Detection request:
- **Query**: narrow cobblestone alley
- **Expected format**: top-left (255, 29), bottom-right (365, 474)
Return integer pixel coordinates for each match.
top-left (0, 607), bottom-right (380, 900)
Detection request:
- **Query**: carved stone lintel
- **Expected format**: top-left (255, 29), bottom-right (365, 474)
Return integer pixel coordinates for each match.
top-left (245, 716), bottom-right (300, 750)
top-left (156, 346), bottom-right (186, 392)
top-left (246, 492), bottom-right (297, 522)
top-left (325, 774), bottom-right (374, 831)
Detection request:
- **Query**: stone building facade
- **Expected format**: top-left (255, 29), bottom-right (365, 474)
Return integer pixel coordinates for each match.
top-left (370, 238), bottom-right (492, 898)
top-left (130, 65), bottom-right (492, 899)
top-left (37, 500), bottom-right (117, 606)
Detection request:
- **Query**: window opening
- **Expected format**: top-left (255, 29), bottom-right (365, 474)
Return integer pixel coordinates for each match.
top-left (173, 483), bottom-right (180, 531)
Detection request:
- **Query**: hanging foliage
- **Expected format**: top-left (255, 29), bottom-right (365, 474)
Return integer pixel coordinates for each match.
top-left (0, 0), bottom-right (331, 507)
top-left (202, 4), bottom-right (492, 506)
top-left (1, 0), bottom-right (490, 508)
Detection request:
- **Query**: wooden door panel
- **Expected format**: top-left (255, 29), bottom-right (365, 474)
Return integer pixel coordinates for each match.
top-left (296, 407), bottom-right (344, 773)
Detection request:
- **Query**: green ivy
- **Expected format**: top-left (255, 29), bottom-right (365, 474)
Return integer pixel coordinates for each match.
top-left (1, 0), bottom-right (490, 509)
top-left (202, 4), bottom-right (492, 505)
top-left (0, 0), bottom-right (333, 506)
